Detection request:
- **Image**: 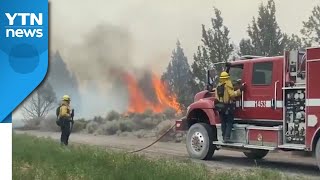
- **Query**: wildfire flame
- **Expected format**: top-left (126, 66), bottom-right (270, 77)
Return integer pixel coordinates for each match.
top-left (122, 72), bottom-right (181, 114)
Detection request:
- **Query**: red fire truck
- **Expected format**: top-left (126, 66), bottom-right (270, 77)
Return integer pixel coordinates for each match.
top-left (175, 47), bottom-right (320, 170)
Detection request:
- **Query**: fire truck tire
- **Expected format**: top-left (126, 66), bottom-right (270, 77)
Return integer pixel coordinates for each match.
top-left (243, 149), bottom-right (269, 160)
top-left (315, 137), bottom-right (320, 170)
top-left (186, 123), bottom-right (215, 160)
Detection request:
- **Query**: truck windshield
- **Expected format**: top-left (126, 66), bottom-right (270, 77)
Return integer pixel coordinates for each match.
top-left (228, 65), bottom-right (243, 82)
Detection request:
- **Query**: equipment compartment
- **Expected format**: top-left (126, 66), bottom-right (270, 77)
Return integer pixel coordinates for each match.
top-left (216, 124), bottom-right (248, 143)
top-left (247, 126), bottom-right (283, 147)
top-left (284, 88), bottom-right (306, 144)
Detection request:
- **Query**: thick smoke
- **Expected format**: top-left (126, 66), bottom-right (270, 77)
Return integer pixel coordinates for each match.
top-left (52, 24), bottom-right (159, 118)
top-left (64, 24), bottom-right (134, 84)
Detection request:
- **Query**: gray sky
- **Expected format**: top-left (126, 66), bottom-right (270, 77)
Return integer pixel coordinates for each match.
top-left (50, 0), bottom-right (319, 73)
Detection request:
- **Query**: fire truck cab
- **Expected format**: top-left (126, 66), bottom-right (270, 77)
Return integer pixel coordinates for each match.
top-left (176, 47), bottom-right (320, 170)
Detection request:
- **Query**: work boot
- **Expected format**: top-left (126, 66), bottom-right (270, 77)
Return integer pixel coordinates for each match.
top-left (224, 137), bottom-right (232, 143)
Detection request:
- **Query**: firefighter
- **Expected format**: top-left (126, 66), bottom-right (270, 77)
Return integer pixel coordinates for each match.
top-left (215, 71), bottom-right (244, 143)
top-left (57, 95), bottom-right (74, 146)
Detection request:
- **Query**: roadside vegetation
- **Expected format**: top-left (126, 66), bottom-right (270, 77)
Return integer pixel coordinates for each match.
top-left (17, 108), bottom-right (186, 143)
top-left (13, 134), bottom-right (302, 180)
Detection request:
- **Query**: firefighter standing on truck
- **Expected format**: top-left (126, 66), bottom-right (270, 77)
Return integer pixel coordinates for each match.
top-left (215, 71), bottom-right (244, 143)
top-left (57, 95), bottom-right (74, 146)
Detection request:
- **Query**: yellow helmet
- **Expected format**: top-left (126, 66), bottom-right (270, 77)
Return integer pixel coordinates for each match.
top-left (220, 71), bottom-right (230, 79)
top-left (62, 95), bottom-right (71, 101)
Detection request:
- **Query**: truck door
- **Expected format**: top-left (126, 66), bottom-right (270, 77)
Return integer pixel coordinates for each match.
top-left (235, 58), bottom-right (283, 122)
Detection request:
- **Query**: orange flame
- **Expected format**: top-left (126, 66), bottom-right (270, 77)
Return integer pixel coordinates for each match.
top-left (122, 72), bottom-right (181, 114)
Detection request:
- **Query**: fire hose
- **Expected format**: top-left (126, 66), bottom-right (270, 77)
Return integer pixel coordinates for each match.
top-left (127, 123), bottom-right (176, 154)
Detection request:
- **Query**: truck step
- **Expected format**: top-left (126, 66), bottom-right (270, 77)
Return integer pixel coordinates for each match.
top-left (213, 141), bottom-right (276, 151)
top-left (213, 141), bottom-right (244, 147)
top-left (278, 144), bottom-right (306, 150)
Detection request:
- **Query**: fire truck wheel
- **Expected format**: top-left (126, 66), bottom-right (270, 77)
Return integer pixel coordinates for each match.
top-left (243, 149), bottom-right (269, 160)
top-left (316, 137), bottom-right (320, 170)
top-left (186, 123), bottom-right (215, 160)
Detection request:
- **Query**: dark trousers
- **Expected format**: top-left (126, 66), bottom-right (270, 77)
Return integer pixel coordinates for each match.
top-left (60, 119), bottom-right (72, 145)
top-left (220, 112), bottom-right (234, 141)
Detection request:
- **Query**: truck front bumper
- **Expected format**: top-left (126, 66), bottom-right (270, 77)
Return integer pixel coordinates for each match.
top-left (175, 116), bottom-right (187, 132)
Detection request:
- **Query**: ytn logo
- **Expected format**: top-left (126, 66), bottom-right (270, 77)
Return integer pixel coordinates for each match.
top-left (5, 13), bottom-right (43, 38)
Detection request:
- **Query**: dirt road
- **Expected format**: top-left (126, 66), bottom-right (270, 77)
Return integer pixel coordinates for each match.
top-left (15, 130), bottom-right (320, 179)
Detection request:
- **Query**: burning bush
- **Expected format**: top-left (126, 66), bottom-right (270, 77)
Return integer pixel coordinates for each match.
top-left (122, 71), bottom-right (182, 114)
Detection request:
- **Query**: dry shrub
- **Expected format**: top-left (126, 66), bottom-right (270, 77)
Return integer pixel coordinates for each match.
top-left (117, 131), bottom-right (132, 137)
top-left (133, 129), bottom-right (148, 139)
top-left (131, 109), bottom-right (154, 121)
top-left (22, 117), bottom-right (41, 130)
top-left (95, 120), bottom-right (119, 135)
top-left (72, 119), bottom-right (88, 133)
top-left (39, 115), bottom-right (60, 132)
top-left (163, 108), bottom-right (176, 119)
top-left (175, 132), bottom-right (186, 143)
top-left (38, 116), bottom-right (88, 133)
top-left (134, 117), bottom-right (161, 130)
top-left (86, 121), bottom-right (99, 134)
top-left (118, 119), bottom-right (136, 132)
top-left (155, 120), bottom-right (175, 142)
top-left (84, 109), bottom-right (180, 139)
top-left (92, 116), bottom-right (105, 124)
top-left (106, 110), bottom-right (120, 121)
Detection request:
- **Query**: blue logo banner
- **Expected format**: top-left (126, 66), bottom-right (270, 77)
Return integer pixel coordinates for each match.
top-left (0, 0), bottom-right (49, 122)
top-left (1, 113), bottom-right (11, 123)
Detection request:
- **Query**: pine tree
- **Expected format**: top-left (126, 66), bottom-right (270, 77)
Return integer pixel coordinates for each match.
top-left (191, 7), bottom-right (233, 89)
top-left (239, 0), bottom-right (288, 56)
top-left (161, 40), bottom-right (193, 108)
top-left (286, 34), bottom-right (304, 51)
top-left (47, 51), bottom-right (82, 111)
top-left (301, 5), bottom-right (320, 46)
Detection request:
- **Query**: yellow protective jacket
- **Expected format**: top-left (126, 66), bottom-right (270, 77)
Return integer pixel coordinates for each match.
top-left (58, 100), bottom-right (71, 119)
top-left (215, 79), bottom-right (241, 104)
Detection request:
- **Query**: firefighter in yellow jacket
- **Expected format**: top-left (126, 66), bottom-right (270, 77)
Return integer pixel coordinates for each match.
top-left (215, 71), bottom-right (244, 143)
top-left (57, 95), bottom-right (74, 146)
